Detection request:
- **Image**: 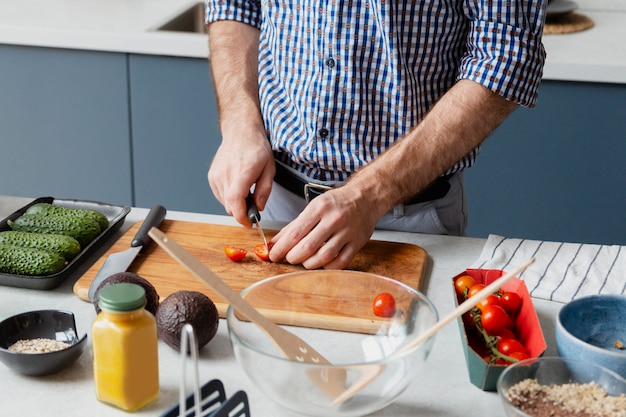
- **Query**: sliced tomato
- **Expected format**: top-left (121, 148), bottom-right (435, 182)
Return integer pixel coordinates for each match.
top-left (224, 245), bottom-right (247, 262)
top-left (253, 243), bottom-right (271, 261)
top-left (372, 292), bottom-right (396, 318)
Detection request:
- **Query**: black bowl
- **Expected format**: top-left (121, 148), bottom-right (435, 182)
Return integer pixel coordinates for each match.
top-left (0, 310), bottom-right (87, 376)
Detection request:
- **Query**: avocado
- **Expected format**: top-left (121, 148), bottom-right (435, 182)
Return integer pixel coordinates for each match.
top-left (155, 290), bottom-right (219, 352)
top-left (93, 272), bottom-right (160, 315)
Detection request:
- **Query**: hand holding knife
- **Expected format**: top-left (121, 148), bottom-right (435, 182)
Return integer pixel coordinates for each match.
top-left (246, 192), bottom-right (269, 252)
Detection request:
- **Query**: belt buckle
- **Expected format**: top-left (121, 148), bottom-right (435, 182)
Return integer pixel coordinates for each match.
top-left (304, 183), bottom-right (333, 203)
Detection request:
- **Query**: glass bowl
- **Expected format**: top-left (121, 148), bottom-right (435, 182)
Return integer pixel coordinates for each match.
top-left (0, 309), bottom-right (87, 376)
top-left (497, 357), bottom-right (626, 417)
top-left (226, 270), bottom-right (438, 417)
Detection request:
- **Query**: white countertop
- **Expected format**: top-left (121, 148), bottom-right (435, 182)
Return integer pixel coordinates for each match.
top-left (0, 1), bottom-right (624, 84)
top-left (0, 196), bottom-right (563, 417)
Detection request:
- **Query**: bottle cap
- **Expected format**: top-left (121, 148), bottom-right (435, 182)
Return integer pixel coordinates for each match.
top-left (98, 283), bottom-right (146, 312)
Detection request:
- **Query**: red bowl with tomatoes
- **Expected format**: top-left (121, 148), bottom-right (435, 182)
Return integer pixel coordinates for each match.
top-left (452, 269), bottom-right (546, 391)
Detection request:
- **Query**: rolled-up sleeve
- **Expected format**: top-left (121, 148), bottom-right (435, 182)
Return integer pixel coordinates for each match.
top-left (458, 0), bottom-right (547, 107)
top-left (205, 0), bottom-right (262, 28)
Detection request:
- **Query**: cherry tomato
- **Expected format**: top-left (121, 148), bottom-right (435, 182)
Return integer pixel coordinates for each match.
top-left (224, 245), bottom-right (247, 262)
top-left (493, 329), bottom-right (517, 342)
top-left (476, 294), bottom-right (502, 312)
top-left (253, 243), bottom-right (271, 261)
top-left (454, 275), bottom-right (477, 296)
top-left (507, 351), bottom-right (530, 362)
top-left (372, 292), bottom-right (396, 318)
top-left (480, 305), bottom-right (510, 334)
top-left (504, 313), bottom-right (514, 331)
top-left (467, 284), bottom-right (486, 298)
top-left (500, 292), bottom-right (522, 315)
top-left (497, 339), bottom-right (528, 356)
top-left (462, 311), bottom-right (475, 328)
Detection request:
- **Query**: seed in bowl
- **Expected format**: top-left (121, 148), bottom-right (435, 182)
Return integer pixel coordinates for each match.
top-left (8, 338), bottom-right (70, 353)
top-left (505, 378), bottom-right (626, 417)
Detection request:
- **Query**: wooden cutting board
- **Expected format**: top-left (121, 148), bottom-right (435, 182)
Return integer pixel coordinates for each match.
top-left (73, 220), bottom-right (428, 322)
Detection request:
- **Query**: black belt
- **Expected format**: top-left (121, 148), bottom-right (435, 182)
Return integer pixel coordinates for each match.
top-left (274, 163), bottom-right (452, 205)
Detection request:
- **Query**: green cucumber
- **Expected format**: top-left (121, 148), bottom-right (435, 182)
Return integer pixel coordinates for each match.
top-left (25, 203), bottom-right (109, 230)
top-left (0, 244), bottom-right (67, 276)
top-left (8, 214), bottom-right (101, 247)
top-left (0, 231), bottom-right (81, 260)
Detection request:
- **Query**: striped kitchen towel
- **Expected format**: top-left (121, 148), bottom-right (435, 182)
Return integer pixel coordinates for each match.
top-left (472, 235), bottom-right (626, 303)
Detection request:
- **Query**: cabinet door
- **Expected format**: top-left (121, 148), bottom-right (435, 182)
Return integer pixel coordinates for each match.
top-left (465, 80), bottom-right (626, 245)
top-left (129, 54), bottom-right (224, 214)
top-left (0, 45), bottom-right (132, 205)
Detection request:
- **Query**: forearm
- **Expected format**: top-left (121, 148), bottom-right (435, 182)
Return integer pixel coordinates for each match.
top-left (348, 79), bottom-right (518, 216)
top-left (207, 21), bottom-right (264, 139)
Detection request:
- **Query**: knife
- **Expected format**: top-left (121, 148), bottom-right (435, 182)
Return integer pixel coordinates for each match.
top-left (87, 205), bottom-right (167, 302)
top-left (246, 192), bottom-right (268, 251)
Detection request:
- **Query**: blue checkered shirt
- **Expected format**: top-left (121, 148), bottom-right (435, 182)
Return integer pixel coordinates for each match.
top-left (206, 0), bottom-right (546, 181)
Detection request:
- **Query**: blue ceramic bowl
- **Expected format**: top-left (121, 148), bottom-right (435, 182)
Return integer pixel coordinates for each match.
top-left (556, 294), bottom-right (626, 378)
top-left (0, 310), bottom-right (87, 376)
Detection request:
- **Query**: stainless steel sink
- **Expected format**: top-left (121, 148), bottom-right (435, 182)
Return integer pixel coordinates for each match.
top-left (156, 3), bottom-right (206, 34)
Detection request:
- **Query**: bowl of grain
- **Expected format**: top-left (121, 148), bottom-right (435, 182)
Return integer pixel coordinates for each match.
top-left (0, 309), bottom-right (87, 376)
top-left (497, 357), bottom-right (626, 417)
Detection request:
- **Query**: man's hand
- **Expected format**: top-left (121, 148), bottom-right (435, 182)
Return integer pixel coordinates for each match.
top-left (208, 131), bottom-right (275, 227)
top-left (268, 186), bottom-right (382, 269)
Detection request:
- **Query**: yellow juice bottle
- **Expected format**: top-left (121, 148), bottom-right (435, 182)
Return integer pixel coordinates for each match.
top-left (92, 283), bottom-right (159, 411)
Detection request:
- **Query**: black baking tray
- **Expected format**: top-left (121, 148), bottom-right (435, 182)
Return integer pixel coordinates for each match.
top-left (0, 197), bottom-right (130, 290)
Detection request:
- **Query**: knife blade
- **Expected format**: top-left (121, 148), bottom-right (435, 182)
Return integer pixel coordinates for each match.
top-left (246, 192), bottom-right (268, 251)
top-left (87, 205), bottom-right (167, 302)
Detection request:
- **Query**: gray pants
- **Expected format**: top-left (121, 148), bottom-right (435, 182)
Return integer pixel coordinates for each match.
top-left (264, 170), bottom-right (468, 236)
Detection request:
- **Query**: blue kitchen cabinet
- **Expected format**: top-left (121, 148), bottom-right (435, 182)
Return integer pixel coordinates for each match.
top-left (128, 54), bottom-right (225, 215)
top-left (465, 80), bottom-right (626, 245)
top-left (0, 45), bottom-right (132, 206)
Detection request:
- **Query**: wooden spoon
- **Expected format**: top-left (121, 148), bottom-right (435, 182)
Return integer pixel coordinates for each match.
top-left (331, 258), bottom-right (535, 405)
top-left (148, 227), bottom-right (346, 397)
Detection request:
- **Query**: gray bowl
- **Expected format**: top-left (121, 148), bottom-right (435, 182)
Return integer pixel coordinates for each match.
top-left (0, 309), bottom-right (87, 376)
top-left (556, 294), bottom-right (626, 378)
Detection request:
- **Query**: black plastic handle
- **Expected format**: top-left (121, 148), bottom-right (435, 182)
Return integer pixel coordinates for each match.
top-left (246, 192), bottom-right (260, 224)
top-left (131, 205), bottom-right (167, 248)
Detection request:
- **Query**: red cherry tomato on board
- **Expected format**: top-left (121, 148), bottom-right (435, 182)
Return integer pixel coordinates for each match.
top-left (253, 243), bottom-right (271, 261)
top-left (224, 245), bottom-right (247, 262)
top-left (373, 293), bottom-right (396, 318)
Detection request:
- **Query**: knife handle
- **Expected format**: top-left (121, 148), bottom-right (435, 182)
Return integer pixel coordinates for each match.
top-left (246, 192), bottom-right (260, 224)
top-left (131, 205), bottom-right (167, 248)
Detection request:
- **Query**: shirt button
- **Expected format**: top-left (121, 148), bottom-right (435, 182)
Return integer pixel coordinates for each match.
top-left (325, 58), bottom-right (335, 68)
top-left (319, 128), bottom-right (330, 138)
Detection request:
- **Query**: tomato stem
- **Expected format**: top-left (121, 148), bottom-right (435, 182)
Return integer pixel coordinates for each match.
top-left (472, 308), bottom-right (520, 364)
